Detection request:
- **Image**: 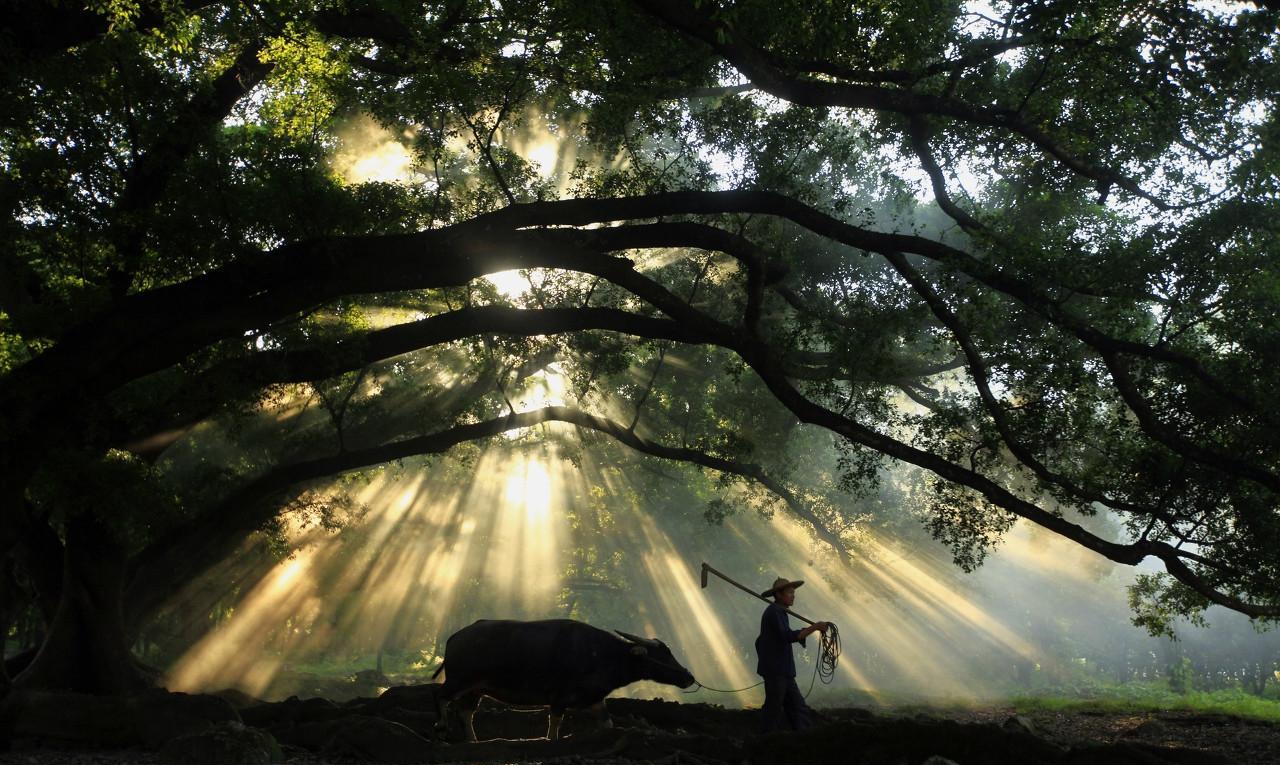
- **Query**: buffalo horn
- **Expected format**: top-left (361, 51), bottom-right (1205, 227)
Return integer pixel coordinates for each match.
top-left (615, 629), bottom-right (659, 648)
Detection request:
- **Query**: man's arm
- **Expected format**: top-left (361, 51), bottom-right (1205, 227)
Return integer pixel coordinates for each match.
top-left (768, 606), bottom-right (804, 645)
top-left (775, 608), bottom-right (829, 645)
top-left (795, 620), bottom-right (830, 643)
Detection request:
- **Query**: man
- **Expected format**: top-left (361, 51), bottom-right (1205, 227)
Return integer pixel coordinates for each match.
top-left (755, 576), bottom-right (829, 732)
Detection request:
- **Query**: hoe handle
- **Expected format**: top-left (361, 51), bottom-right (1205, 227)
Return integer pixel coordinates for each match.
top-left (700, 562), bottom-right (817, 626)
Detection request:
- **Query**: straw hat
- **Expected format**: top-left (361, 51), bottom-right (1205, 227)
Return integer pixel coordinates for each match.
top-left (760, 576), bottom-right (805, 598)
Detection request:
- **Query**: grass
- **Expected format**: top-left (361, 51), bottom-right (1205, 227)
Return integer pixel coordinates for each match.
top-left (1008, 687), bottom-right (1280, 723)
top-left (809, 681), bottom-right (1280, 724)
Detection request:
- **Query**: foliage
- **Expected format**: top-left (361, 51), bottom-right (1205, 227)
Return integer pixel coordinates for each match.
top-left (1129, 574), bottom-right (1211, 640)
top-left (27, 449), bottom-right (184, 553)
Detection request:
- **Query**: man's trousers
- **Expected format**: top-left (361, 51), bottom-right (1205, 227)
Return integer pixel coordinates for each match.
top-left (760, 674), bottom-right (811, 732)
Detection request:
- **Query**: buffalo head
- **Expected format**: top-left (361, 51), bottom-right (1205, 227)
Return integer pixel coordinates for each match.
top-left (616, 630), bottom-right (696, 689)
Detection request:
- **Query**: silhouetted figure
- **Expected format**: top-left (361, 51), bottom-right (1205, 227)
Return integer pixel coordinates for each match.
top-left (755, 576), bottom-right (829, 732)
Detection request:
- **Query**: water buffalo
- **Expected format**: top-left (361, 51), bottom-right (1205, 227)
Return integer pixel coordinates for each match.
top-left (432, 618), bottom-right (696, 740)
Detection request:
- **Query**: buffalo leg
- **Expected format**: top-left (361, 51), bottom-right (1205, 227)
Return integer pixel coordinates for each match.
top-left (547, 707), bottom-right (565, 740)
top-left (454, 691), bottom-right (482, 742)
top-left (590, 701), bottom-right (613, 729)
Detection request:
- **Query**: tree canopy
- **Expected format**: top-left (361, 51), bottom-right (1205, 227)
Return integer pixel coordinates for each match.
top-left (2, 0), bottom-right (1279, 693)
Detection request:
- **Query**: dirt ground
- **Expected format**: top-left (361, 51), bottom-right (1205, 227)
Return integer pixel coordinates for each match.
top-left (4, 693), bottom-right (1279, 765)
top-left (928, 705), bottom-right (1280, 764)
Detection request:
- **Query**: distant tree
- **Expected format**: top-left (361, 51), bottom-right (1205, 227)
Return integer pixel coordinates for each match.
top-left (1, 0), bottom-right (1278, 694)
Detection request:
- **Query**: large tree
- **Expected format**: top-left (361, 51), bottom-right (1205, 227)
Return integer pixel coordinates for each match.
top-left (2, 0), bottom-right (1278, 694)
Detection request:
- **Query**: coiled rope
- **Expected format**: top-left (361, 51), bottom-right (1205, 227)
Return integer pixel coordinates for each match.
top-left (808, 622), bottom-right (840, 694)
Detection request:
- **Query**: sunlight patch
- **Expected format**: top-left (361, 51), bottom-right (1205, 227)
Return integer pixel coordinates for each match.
top-left (526, 140), bottom-right (560, 179)
top-left (486, 269), bottom-right (530, 298)
top-left (331, 114), bottom-right (416, 184)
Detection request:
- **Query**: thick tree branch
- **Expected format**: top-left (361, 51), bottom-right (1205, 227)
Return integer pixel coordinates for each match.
top-left (5, 191), bottom-right (1269, 533)
top-left (772, 36), bottom-right (1038, 86)
top-left (11, 189), bottom-right (1225, 424)
top-left (117, 300), bottom-right (961, 460)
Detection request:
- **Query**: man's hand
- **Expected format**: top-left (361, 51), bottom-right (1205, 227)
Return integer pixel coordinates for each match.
top-left (801, 622), bottom-right (830, 639)
top-left (797, 621), bottom-right (831, 642)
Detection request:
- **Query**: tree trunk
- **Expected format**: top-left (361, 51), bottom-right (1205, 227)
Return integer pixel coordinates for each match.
top-left (16, 519), bottom-right (66, 625)
top-left (13, 515), bottom-right (151, 694)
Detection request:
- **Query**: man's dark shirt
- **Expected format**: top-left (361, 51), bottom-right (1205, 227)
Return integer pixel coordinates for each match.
top-left (755, 602), bottom-right (805, 677)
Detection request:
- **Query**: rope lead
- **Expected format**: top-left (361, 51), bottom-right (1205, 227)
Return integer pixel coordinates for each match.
top-left (683, 679), bottom-right (765, 694)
